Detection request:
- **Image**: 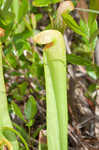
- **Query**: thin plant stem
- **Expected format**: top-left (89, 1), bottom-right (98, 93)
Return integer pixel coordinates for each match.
top-left (75, 8), bottom-right (99, 14)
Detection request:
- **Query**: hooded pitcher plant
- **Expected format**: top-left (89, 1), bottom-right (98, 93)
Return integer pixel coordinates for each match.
top-left (33, 30), bottom-right (68, 150)
top-left (0, 42), bottom-right (18, 150)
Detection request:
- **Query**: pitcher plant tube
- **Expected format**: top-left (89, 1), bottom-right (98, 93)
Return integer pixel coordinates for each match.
top-left (0, 43), bottom-right (19, 150)
top-left (33, 30), bottom-right (68, 150)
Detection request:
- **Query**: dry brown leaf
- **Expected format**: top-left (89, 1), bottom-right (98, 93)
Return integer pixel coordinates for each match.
top-left (76, 0), bottom-right (88, 23)
top-left (0, 28), bottom-right (5, 37)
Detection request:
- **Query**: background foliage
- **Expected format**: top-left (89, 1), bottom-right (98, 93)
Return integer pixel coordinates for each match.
top-left (0, 0), bottom-right (99, 149)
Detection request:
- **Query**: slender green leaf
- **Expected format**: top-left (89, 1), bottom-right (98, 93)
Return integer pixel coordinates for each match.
top-left (0, 10), bottom-right (15, 25)
top-left (18, 0), bottom-right (29, 22)
top-left (67, 54), bottom-right (91, 66)
top-left (86, 65), bottom-right (97, 80)
top-left (62, 13), bottom-right (86, 37)
top-left (0, 0), bottom-right (4, 7)
top-left (12, 0), bottom-right (19, 23)
top-left (13, 122), bottom-right (29, 141)
top-left (80, 16), bottom-right (98, 50)
top-left (33, 0), bottom-right (61, 7)
top-left (67, 54), bottom-right (98, 80)
top-left (12, 101), bottom-right (25, 122)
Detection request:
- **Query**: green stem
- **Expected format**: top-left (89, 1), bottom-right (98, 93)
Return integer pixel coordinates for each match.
top-left (2, 127), bottom-right (29, 150)
top-left (75, 8), bottom-right (99, 14)
top-left (33, 30), bottom-right (68, 150)
top-left (0, 43), bottom-right (18, 150)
